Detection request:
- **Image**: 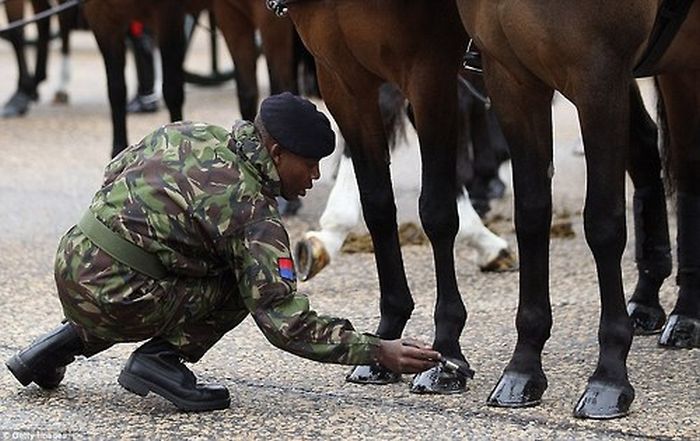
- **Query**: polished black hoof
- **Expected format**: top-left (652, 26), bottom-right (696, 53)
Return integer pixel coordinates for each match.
top-left (2, 91), bottom-right (33, 118)
top-left (627, 302), bottom-right (666, 335)
top-left (409, 363), bottom-right (470, 395)
top-left (573, 381), bottom-right (634, 419)
top-left (658, 314), bottom-right (700, 349)
top-left (346, 364), bottom-right (401, 385)
top-left (487, 371), bottom-right (547, 408)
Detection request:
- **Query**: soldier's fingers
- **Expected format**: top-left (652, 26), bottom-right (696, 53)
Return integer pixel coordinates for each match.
top-left (402, 338), bottom-right (432, 349)
top-left (402, 357), bottom-right (438, 373)
top-left (402, 345), bottom-right (441, 361)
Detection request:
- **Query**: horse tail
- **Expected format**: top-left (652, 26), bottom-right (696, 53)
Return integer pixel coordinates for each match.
top-left (654, 77), bottom-right (675, 194)
top-left (378, 82), bottom-right (408, 152)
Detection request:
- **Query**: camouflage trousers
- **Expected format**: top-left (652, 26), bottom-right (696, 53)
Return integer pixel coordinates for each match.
top-left (54, 227), bottom-right (249, 362)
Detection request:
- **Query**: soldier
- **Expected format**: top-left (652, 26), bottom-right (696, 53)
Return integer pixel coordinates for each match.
top-left (6, 92), bottom-right (441, 412)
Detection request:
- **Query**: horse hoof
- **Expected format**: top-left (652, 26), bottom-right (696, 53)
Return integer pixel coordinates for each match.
top-left (294, 237), bottom-right (330, 281)
top-left (409, 363), bottom-right (470, 395)
top-left (487, 371), bottom-right (547, 407)
top-left (480, 249), bottom-right (518, 273)
top-left (627, 302), bottom-right (666, 335)
top-left (53, 90), bottom-right (69, 105)
top-left (1, 91), bottom-right (32, 118)
top-left (346, 364), bottom-right (401, 385)
top-left (658, 314), bottom-right (700, 349)
top-left (573, 380), bottom-right (634, 419)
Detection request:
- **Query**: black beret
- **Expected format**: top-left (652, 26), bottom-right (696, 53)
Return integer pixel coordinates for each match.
top-left (260, 92), bottom-right (336, 160)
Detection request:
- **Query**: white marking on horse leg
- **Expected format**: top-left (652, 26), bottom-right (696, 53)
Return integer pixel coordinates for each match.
top-left (306, 154), bottom-right (362, 258)
top-left (456, 189), bottom-right (509, 268)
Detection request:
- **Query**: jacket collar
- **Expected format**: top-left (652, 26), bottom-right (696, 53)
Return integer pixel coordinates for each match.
top-left (230, 120), bottom-right (281, 197)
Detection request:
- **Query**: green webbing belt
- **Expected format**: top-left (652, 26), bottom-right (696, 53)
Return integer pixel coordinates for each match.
top-left (77, 211), bottom-right (168, 280)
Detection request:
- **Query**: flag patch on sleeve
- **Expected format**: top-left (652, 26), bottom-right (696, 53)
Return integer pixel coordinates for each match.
top-left (278, 257), bottom-right (296, 281)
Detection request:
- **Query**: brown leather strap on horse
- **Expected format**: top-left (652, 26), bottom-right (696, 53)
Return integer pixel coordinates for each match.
top-left (633, 0), bottom-right (695, 77)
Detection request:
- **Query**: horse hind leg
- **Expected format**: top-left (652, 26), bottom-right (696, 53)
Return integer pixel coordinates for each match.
top-left (626, 81), bottom-right (672, 334)
top-left (656, 72), bottom-right (700, 349)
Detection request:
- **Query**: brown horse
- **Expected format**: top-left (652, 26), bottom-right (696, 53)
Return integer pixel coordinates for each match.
top-left (282, 0), bottom-right (474, 393)
top-left (456, 0), bottom-right (700, 419)
top-left (84, 0), bottom-right (297, 157)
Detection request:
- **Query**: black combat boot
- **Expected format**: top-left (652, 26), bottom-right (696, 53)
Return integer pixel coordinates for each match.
top-left (118, 338), bottom-right (230, 412)
top-left (6, 322), bottom-right (84, 389)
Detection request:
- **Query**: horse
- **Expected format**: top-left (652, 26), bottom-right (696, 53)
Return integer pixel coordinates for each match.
top-left (84, 0), bottom-right (298, 157)
top-left (456, 0), bottom-right (700, 419)
top-left (280, 0), bottom-right (478, 393)
top-left (1, 0), bottom-right (52, 117)
top-left (294, 77), bottom-right (515, 282)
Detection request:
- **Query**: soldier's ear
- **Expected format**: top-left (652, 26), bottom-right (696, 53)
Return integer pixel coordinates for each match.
top-left (269, 143), bottom-right (283, 165)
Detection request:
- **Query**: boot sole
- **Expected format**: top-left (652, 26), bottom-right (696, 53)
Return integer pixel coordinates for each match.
top-left (6, 355), bottom-right (33, 386)
top-left (117, 370), bottom-right (230, 412)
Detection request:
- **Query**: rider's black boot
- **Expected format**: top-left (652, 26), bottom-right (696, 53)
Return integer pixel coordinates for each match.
top-left (118, 338), bottom-right (230, 412)
top-left (6, 322), bottom-right (84, 389)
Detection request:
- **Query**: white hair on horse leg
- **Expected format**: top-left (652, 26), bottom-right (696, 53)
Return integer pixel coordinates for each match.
top-left (306, 154), bottom-right (362, 258)
top-left (456, 190), bottom-right (509, 267)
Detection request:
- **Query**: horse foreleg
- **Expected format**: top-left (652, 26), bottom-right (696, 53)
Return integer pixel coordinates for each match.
top-left (483, 63), bottom-right (553, 410)
top-left (1, 0), bottom-right (34, 117)
top-left (214, 0), bottom-right (259, 120)
top-left (316, 66), bottom-right (412, 385)
top-left (31, 0), bottom-right (51, 86)
top-left (656, 72), bottom-right (700, 349)
top-left (626, 81), bottom-right (672, 334)
top-left (156, 4), bottom-right (185, 123)
top-left (572, 76), bottom-right (635, 419)
top-left (54, 0), bottom-right (75, 104)
top-left (91, 26), bottom-right (128, 155)
top-left (406, 69), bottom-right (470, 395)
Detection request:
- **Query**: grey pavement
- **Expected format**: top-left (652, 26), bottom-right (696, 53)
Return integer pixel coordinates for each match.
top-left (0, 29), bottom-right (698, 441)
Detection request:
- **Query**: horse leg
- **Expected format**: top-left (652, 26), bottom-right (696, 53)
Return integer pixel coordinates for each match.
top-left (1, 0), bottom-right (34, 117)
top-left (258, 13), bottom-right (296, 95)
top-left (405, 68), bottom-right (472, 395)
top-left (155, 4), bottom-right (185, 123)
top-left (483, 63), bottom-right (553, 409)
top-left (657, 72), bottom-right (700, 349)
top-left (214, 0), bottom-right (259, 120)
top-left (54, 0), bottom-right (75, 104)
top-left (315, 65), bottom-right (412, 385)
top-left (295, 152), bottom-right (362, 281)
top-left (626, 82), bottom-right (672, 334)
top-left (31, 0), bottom-right (51, 88)
top-left (570, 75), bottom-right (636, 419)
top-left (88, 17), bottom-right (128, 155)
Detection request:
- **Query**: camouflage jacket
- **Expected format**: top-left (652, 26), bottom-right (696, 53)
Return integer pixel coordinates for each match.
top-left (88, 120), bottom-right (381, 365)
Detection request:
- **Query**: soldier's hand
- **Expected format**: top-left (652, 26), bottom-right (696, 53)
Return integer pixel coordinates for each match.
top-left (376, 338), bottom-right (441, 374)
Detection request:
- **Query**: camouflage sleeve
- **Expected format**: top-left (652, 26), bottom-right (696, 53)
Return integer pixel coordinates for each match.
top-left (227, 217), bottom-right (381, 365)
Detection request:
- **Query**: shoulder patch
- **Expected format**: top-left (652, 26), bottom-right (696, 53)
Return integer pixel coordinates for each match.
top-left (278, 257), bottom-right (296, 281)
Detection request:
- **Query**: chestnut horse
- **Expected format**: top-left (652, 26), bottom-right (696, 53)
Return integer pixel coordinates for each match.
top-left (281, 0), bottom-right (475, 393)
top-left (457, 0), bottom-right (700, 419)
top-left (84, 0), bottom-right (297, 157)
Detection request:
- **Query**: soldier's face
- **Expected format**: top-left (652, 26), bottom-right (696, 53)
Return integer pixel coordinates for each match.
top-left (270, 145), bottom-right (321, 200)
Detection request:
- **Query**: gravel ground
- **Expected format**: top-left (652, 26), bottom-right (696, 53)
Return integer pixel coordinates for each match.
top-left (0, 27), bottom-right (697, 441)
